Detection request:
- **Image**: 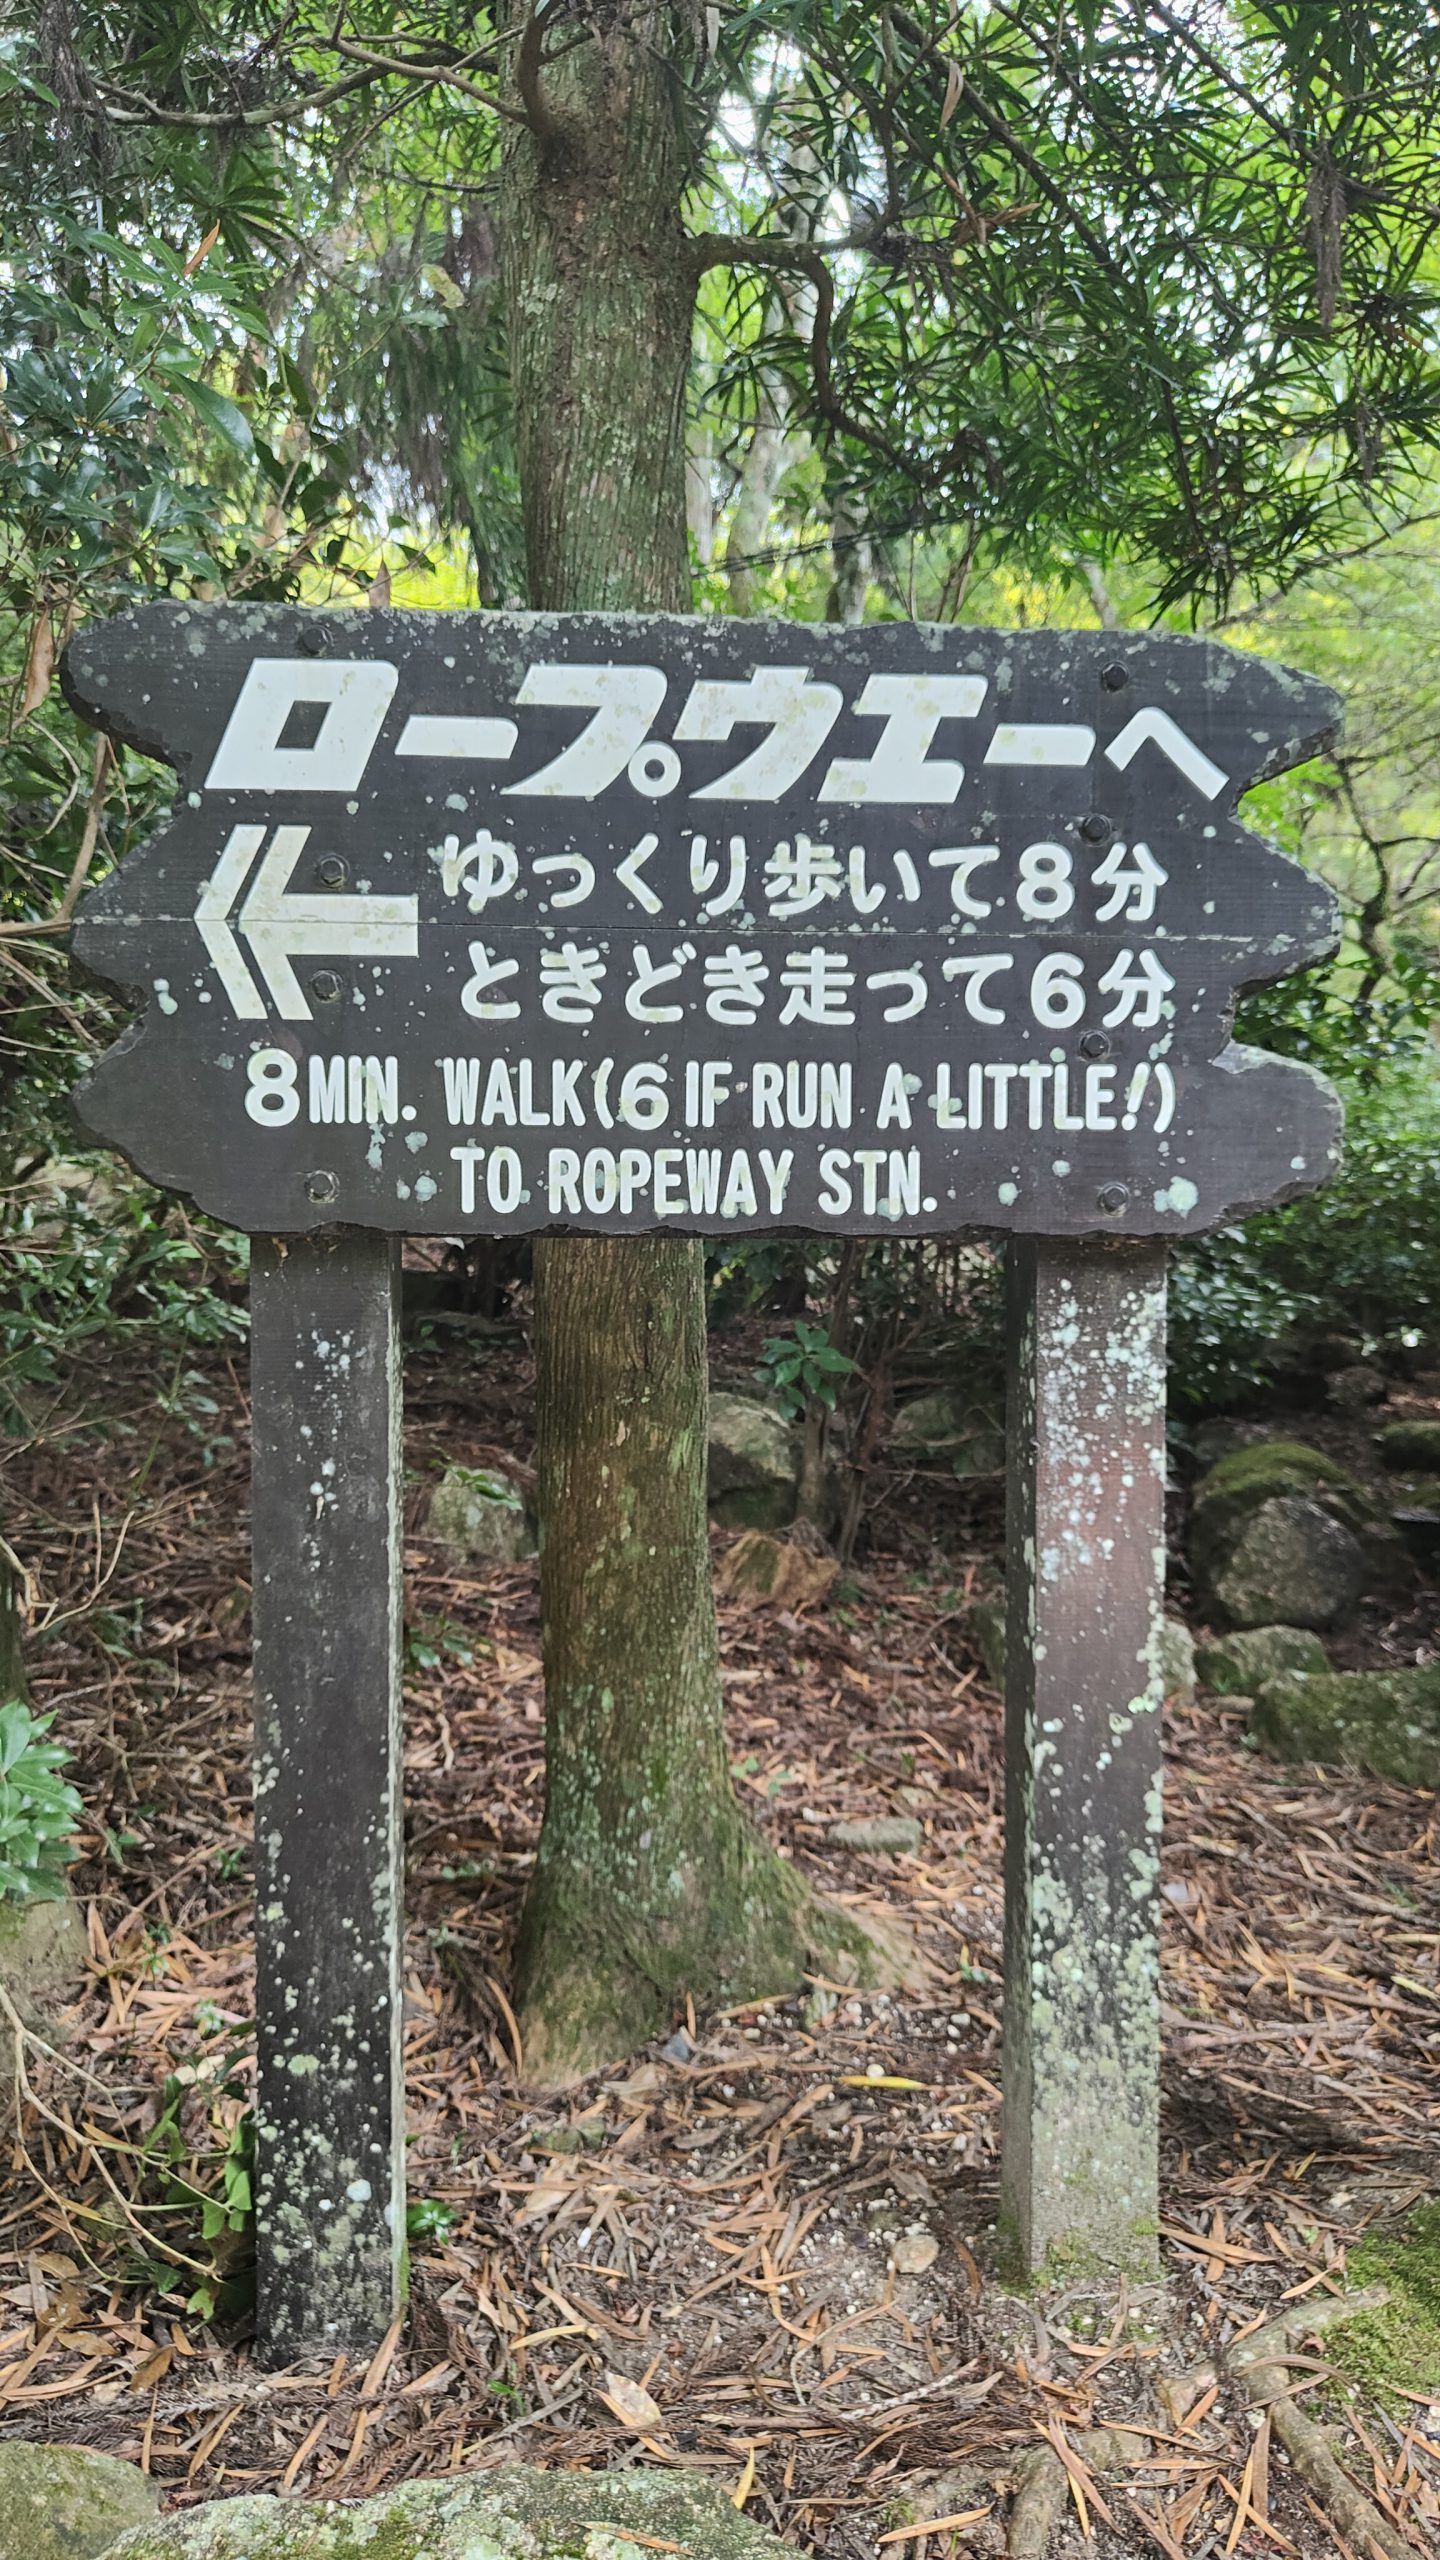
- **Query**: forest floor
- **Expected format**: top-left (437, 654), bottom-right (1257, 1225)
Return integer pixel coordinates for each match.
top-left (1, 1326), bottom-right (1438, 2560)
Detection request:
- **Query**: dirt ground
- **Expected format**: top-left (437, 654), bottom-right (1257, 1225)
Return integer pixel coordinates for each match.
top-left (1, 1324), bottom-right (1437, 2558)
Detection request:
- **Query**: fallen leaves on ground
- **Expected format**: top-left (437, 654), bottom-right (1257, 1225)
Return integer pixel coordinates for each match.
top-left (0, 1339), bottom-right (1436, 2558)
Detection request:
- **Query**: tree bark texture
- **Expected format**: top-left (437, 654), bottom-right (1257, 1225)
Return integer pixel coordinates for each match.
top-left (499, 1), bottom-right (877, 2084)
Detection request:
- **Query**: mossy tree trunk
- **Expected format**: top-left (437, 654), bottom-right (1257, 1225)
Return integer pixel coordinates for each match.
top-left (499, 0), bottom-right (878, 2087)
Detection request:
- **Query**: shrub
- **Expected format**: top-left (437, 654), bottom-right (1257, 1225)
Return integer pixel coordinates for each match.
top-left (1170, 1064), bottom-right (1440, 1408)
top-left (0, 1700), bottom-right (83, 1903)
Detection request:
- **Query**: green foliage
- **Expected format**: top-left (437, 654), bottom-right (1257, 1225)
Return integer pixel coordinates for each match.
top-left (441, 1464), bottom-right (523, 1511)
top-left (405, 1617), bottom-right (476, 1674)
top-left (0, 1), bottom-right (1434, 1423)
top-left (405, 2195), bottom-right (458, 2247)
top-left (1331, 2200), bottom-right (1440, 2407)
top-left (0, 1162), bottom-right (247, 1434)
top-left (1170, 1065), bottom-right (1440, 1406)
top-left (756, 1320), bottom-right (856, 1418)
top-left (701, 0), bottom-right (1440, 614)
top-left (133, 2020), bottom-right (255, 2323)
top-left (0, 1699), bottom-right (83, 1903)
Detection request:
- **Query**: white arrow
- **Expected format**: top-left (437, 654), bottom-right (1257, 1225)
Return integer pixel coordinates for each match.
top-left (197, 824), bottom-right (268, 1018)
top-left (195, 824), bottom-right (419, 1020)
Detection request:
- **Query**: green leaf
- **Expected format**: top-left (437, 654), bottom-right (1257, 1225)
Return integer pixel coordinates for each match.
top-left (164, 373), bottom-right (254, 457)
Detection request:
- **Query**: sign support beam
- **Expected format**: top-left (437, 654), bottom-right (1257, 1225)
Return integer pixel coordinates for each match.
top-left (250, 1230), bottom-right (405, 2359)
top-left (1001, 1236), bottom-right (1168, 2279)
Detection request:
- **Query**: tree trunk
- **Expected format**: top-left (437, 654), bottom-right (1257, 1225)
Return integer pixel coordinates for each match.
top-left (0, 1550), bottom-right (26, 1705)
top-left (727, 391), bottom-right (791, 616)
top-left (499, 0), bottom-right (879, 2086)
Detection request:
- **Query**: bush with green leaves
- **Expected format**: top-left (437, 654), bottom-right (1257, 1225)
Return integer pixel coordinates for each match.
top-left (1170, 1064), bottom-right (1440, 1409)
top-left (132, 2016), bottom-right (255, 2323)
top-left (0, 1699), bottom-right (83, 1904)
top-left (757, 1320), bottom-right (857, 1419)
top-left (1, 1159), bottom-right (247, 1435)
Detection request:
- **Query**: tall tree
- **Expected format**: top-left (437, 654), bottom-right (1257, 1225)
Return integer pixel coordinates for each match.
top-left (495, 0), bottom-right (879, 2081)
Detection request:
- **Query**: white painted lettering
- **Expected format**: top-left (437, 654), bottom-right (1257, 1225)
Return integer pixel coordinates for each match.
top-left (759, 1149), bottom-right (794, 1214)
top-left (450, 1145), bottom-right (484, 1213)
top-left (877, 1062), bottom-right (913, 1130)
top-left (548, 1148), bottom-right (581, 1213)
top-left (504, 663), bottom-right (667, 798)
top-left (818, 672), bottom-right (985, 802)
top-left (441, 1058), bottom-right (481, 1125)
top-left (752, 1062), bottom-right (785, 1128)
top-left (1085, 1063), bottom-right (1117, 1129)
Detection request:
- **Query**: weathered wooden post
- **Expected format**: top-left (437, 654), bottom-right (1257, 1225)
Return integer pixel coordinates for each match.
top-left (1003, 1237), bottom-right (1168, 2277)
top-left (250, 1231), bottom-right (405, 2356)
top-left (63, 605), bottom-right (1344, 2346)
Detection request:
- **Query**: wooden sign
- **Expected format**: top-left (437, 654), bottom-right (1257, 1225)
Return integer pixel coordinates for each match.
top-left (60, 607), bottom-right (1344, 2349)
top-left (64, 606), bottom-right (1341, 1241)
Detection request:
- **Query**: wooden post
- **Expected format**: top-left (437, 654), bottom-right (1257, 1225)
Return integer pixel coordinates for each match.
top-left (1001, 1236), bottom-right (1168, 2279)
top-left (250, 1230), bottom-right (405, 2359)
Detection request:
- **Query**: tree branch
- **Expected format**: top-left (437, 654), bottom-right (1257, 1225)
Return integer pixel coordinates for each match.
top-left (92, 62), bottom-right (385, 131)
top-left (515, 0), bottom-right (568, 154)
top-left (332, 38), bottom-right (525, 123)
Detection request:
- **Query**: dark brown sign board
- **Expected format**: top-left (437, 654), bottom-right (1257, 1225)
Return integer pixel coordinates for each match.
top-left (64, 606), bottom-right (1341, 1241)
top-left (63, 608), bottom-right (1341, 2350)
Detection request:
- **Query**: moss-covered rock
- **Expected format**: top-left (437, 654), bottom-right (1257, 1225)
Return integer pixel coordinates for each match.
top-left (0, 2442), bottom-right (158, 2560)
top-left (889, 1392), bottom-right (1005, 1477)
top-left (109, 2466), bottom-right (788, 2560)
top-left (1378, 1419), bottom-right (1440, 1472)
top-left (1195, 1624), bottom-right (1329, 1695)
top-left (707, 1392), bottom-right (798, 1529)
top-left (427, 1464), bottom-right (535, 1564)
top-left (1329, 2198), bottom-right (1440, 2408)
top-left (1251, 1666), bottom-right (1440, 1787)
top-left (1189, 1440), bottom-right (1373, 1628)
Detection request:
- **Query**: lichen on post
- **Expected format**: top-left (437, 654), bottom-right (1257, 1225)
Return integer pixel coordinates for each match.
top-left (1001, 1236), bottom-right (1168, 2278)
top-left (250, 1231), bottom-right (405, 2354)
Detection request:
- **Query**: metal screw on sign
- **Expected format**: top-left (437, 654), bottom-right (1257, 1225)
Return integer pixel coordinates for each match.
top-left (60, 603), bottom-right (1345, 2329)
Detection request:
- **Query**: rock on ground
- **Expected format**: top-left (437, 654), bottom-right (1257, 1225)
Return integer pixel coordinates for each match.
top-left (109, 2467), bottom-right (788, 2560)
top-left (0, 2441), bottom-right (158, 2560)
top-left (827, 1815), bottom-right (923, 1854)
top-left (426, 1463), bottom-right (535, 1564)
top-left (1189, 1418), bottom-right (1276, 1469)
top-left (707, 1392), bottom-right (799, 1529)
top-left (888, 1390), bottom-right (1005, 1477)
top-left (1252, 1666), bottom-right (1440, 1789)
top-left (1196, 1625), bottom-right (1330, 1695)
top-left (1188, 1440), bottom-right (1373, 1629)
top-left (713, 1529), bottom-right (836, 1612)
top-left (1378, 1418), bottom-right (1440, 1472)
